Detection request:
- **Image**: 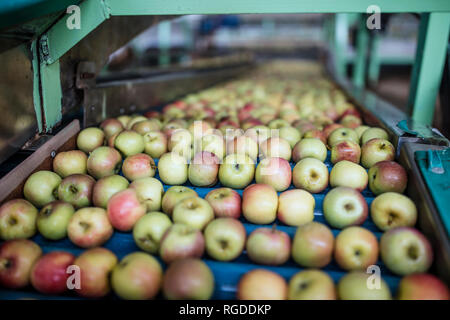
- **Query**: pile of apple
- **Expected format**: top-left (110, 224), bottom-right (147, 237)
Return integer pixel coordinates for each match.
top-left (0, 61), bottom-right (449, 300)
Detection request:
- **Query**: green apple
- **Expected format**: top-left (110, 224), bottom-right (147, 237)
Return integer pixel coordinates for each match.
top-left (226, 136), bottom-right (259, 160)
top-left (23, 170), bottom-right (61, 207)
top-left (361, 127), bottom-right (389, 145)
top-left (133, 212), bottom-right (172, 254)
top-left (219, 153), bottom-right (255, 189)
top-left (338, 271), bottom-right (392, 300)
top-left (68, 207), bottom-right (113, 248)
top-left (277, 189), bottom-right (315, 226)
top-left (292, 158), bottom-right (329, 193)
top-left (100, 118), bottom-right (123, 138)
top-left (370, 192), bottom-right (417, 231)
top-left (242, 183), bottom-right (278, 224)
top-left (37, 201), bottom-right (75, 240)
top-left (57, 174), bottom-right (95, 208)
top-left (77, 127), bottom-right (105, 153)
top-left (204, 218), bottom-right (246, 261)
top-left (126, 115), bottom-right (147, 130)
top-left (114, 130), bottom-right (145, 156)
top-left (361, 138), bottom-right (395, 168)
top-left (130, 177), bottom-right (164, 212)
top-left (92, 175), bottom-right (129, 208)
top-left (279, 126), bottom-right (301, 148)
top-left (292, 138), bottom-right (327, 162)
top-left (86, 146), bottom-right (122, 179)
top-left (0, 199), bottom-right (38, 240)
top-left (172, 197), bottom-right (214, 230)
top-left (237, 269), bottom-right (288, 300)
top-left (259, 137), bottom-right (292, 161)
top-left (159, 224), bottom-right (205, 264)
top-left (143, 131), bottom-right (167, 158)
top-left (288, 270), bottom-right (336, 300)
top-left (330, 160), bottom-right (368, 191)
top-left (354, 125), bottom-right (370, 139)
top-left (255, 157), bottom-right (292, 192)
top-left (161, 186), bottom-right (197, 216)
top-left (188, 151), bottom-right (219, 187)
top-left (52, 150), bottom-right (87, 177)
top-left (157, 152), bottom-right (188, 185)
top-left (327, 127), bottom-right (359, 147)
top-left (246, 226), bottom-right (291, 265)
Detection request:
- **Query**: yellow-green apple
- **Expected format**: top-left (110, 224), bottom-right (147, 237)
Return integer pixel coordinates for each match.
top-left (111, 252), bottom-right (162, 300)
top-left (397, 273), bottom-right (450, 300)
top-left (294, 120), bottom-right (316, 135)
top-left (288, 269), bottom-right (337, 300)
top-left (37, 201), bottom-right (74, 240)
top-left (30, 251), bottom-right (75, 294)
top-left (327, 127), bottom-right (359, 147)
top-left (323, 187), bottom-right (368, 229)
top-left (204, 218), bottom-right (246, 261)
top-left (173, 197), bottom-right (214, 230)
top-left (114, 130), bottom-right (145, 156)
top-left (279, 126), bottom-right (301, 148)
top-left (242, 184), bottom-right (278, 224)
top-left (107, 189), bottom-right (146, 231)
top-left (340, 114), bottom-right (362, 128)
top-left (204, 188), bottom-right (241, 219)
top-left (92, 174), bottom-right (129, 208)
top-left (259, 137), bottom-right (292, 161)
top-left (100, 118), bottom-right (123, 138)
top-left (354, 125), bottom-right (370, 139)
top-left (126, 115), bottom-right (147, 130)
top-left (226, 135), bottom-right (258, 160)
top-left (245, 125), bottom-right (271, 145)
top-left (0, 199), bottom-right (38, 240)
top-left (168, 128), bottom-right (192, 151)
top-left (52, 150), bottom-right (87, 177)
top-left (130, 177), bottom-right (163, 212)
top-left (68, 207), bottom-right (113, 248)
top-left (277, 189), bottom-right (315, 226)
top-left (133, 212), bottom-right (172, 254)
top-left (143, 131), bottom-right (167, 158)
top-left (238, 103), bottom-right (256, 122)
top-left (292, 158), bottom-right (329, 193)
top-left (334, 226), bottom-right (378, 271)
top-left (368, 160), bottom-right (407, 195)
top-left (122, 153), bottom-right (156, 181)
top-left (107, 132), bottom-right (119, 148)
top-left (268, 118), bottom-right (291, 129)
top-left (246, 226), bottom-right (291, 265)
top-left (303, 129), bottom-right (327, 145)
top-left (23, 170), bottom-right (61, 207)
top-left (330, 140), bottom-right (361, 164)
top-left (292, 138), bottom-right (327, 163)
top-left (159, 224), bottom-right (205, 264)
top-left (361, 127), bottom-right (389, 145)
top-left (117, 115), bottom-right (131, 128)
top-left (361, 138), bottom-right (395, 168)
top-left (157, 152), bottom-right (188, 185)
top-left (323, 123), bottom-right (344, 140)
top-left (200, 133), bottom-right (225, 160)
top-left (237, 269), bottom-right (288, 300)
top-left (219, 153), bottom-right (255, 189)
top-left (188, 151), bottom-right (219, 187)
top-left (370, 192), bottom-right (417, 231)
top-left (380, 227), bottom-right (433, 275)
top-left (255, 157), bottom-right (292, 191)
top-left (131, 119), bottom-right (161, 135)
top-left (291, 222), bottom-right (334, 268)
top-left (330, 160), bottom-right (368, 191)
top-left (57, 174), bottom-right (95, 208)
top-left (188, 120), bottom-right (213, 139)
top-left (77, 127), bottom-right (105, 153)
top-left (0, 239), bottom-right (42, 288)
top-left (87, 146), bottom-right (122, 179)
top-left (74, 247), bottom-right (118, 298)
top-left (162, 258), bottom-right (214, 300)
top-left (161, 186), bottom-right (197, 216)
top-left (337, 271), bottom-right (392, 300)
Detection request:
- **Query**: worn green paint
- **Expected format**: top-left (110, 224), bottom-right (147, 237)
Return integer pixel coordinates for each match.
top-left (368, 33), bottom-right (381, 84)
top-left (333, 14), bottom-right (348, 79)
top-left (40, 60), bottom-right (62, 132)
top-left (352, 15), bottom-right (369, 87)
top-left (31, 39), bottom-right (43, 132)
top-left (157, 20), bottom-right (171, 67)
top-left (408, 13), bottom-right (450, 125)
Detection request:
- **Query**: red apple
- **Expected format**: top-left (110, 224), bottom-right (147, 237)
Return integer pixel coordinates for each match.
top-left (68, 207), bottom-right (113, 248)
top-left (323, 123), bottom-right (344, 139)
top-left (159, 224), bottom-right (205, 264)
top-left (303, 129), bottom-right (327, 145)
top-left (242, 184), bottom-right (278, 224)
top-left (368, 160), bottom-right (408, 195)
top-left (397, 273), bottom-right (450, 300)
top-left (204, 188), bottom-right (241, 219)
top-left (100, 118), bottom-right (124, 138)
top-left (107, 189), bottom-right (146, 231)
top-left (330, 140), bottom-right (361, 164)
top-left (246, 226), bottom-right (291, 265)
top-left (122, 153), bottom-right (156, 181)
top-left (255, 157), bottom-right (292, 192)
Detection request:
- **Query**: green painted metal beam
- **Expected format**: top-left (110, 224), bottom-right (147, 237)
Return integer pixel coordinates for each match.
top-left (368, 33), bottom-right (381, 85)
top-left (40, 60), bottom-right (63, 132)
top-left (157, 20), bottom-right (171, 67)
top-left (408, 13), bottom-right (450, 125)
top-left (333, 14), bottom-right (348, 79)
top-left (31, 39), bottom-right (43, 132)
top-left (352, 15), bottom-right (369, 87)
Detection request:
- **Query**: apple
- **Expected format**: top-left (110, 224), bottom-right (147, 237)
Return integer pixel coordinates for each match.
top-left (242, 184), bottom-right (278, 224)
top-left (23, 170), bottom-right (61, 207)
top-left (200, 133), bottom-right (225, 160)
top-left (330, 160), bottom-right (368, 191)
top-left (279, 126), bottom-right (301, 148)
top-left (107, 189), bottom-right (146, 231)
top-left (204, 218), bottom-right (246, 261)
top-left (117, 115), bottom-right (131, 128)
top-left (370, 192), bottom-right (417, 231)
top-left (168, 128), bottom-right (192, 153)
top-left (340, 114), bottom-right (362, 128)
top-left (114, 130), bottom-right (145, 156)
top-left (368, 160), bottom-right (407, 195)
top-left (259, 137), bottom-right (292, 161)
top-left (330, 140), bottom-right (361, 164)
top-left (327, 127), bottom-right (359, 147)
top-left (323, 187), bottom-right (368, 229)
top-left (57, 174), bottom-right (95, 208)
top-left (30, 251), bottom-right (76, 294)
top-left (92, 174), bottom-right (129, 208)
top-left (303, 129), bottom-right (327, 145)
top-left (245, 125), bottom-right (271, 145)
top-left (132, 119), bottom-right (161, 135)
top-left (107, 132), bottom-right (119, 148)
top-left (161, 186), bottom-right (197, 216)
top-left (144, 110), bottom-right (161, 118)
top-left (74, 247), bottom-right (118, 298)
top-left (126, 115), bottom-right (147, 130)
top-left (133, 212), bottom-right (172, 254)
top-left (157, 152), bottom-right (188, 185)
top-left (292, 158), bottom-right (329, 193)
top-left (159, 224), bottom-right (205, 264)
top-left (188, 151), bottom-right (219, 187)
top-left (226, 135), bottom-right (258, 160)
top-left (361, 138), bottom-right (395, 168)
top-left (143, 131), bottom-right (167, 158)
top-left (397, 273), bottom-right (450, 300)
top-left (246, 226), bottom-right (291, 265)
top-left (77, 127), bottom-right (105, 153)
top-left (337, 271), bottom-right (392, 300)
top-left (37, 201), bottom-right (75, 240)
top-left (291, 222), bottom-right (334, 268)
top-left (100, 118), bottom-right (124, 138)
top-left (86, 146), bottom-right (122, 179)
top-left (219, 154), bottom-right (255, 189)
top-left (162, 258), bottom-right (214, 300)
top-left (204, 188), bottom-right (241, 219)
top-left (288, 270), bottom-right (337, 300)
top-left (0, 240), bottom-right (42, 289)
top-left (355, 125), bottom-right (370, 139)
top-left (111, 252), bottom-right (162, 300)
top-left (122, 153), bottom-right (156, 181)
top-left (0, 199), bottom-right (38, 240)
top-left (277, 189), bottom-right (315, 226)
top-left (323, 123), bottom-right (344, 139)
top-left (68, 207), bottom-right (113, 248)
top-left (188, 120), bottom-right (213, 139)
top-left (268, 118), bottom-right (291, 129)
top-left (292, 138), bottom-right (327, 163)
top-left (237, 269), bottom-right (288, 300)
top-left (380, 227), bottom-right (433, 275)
top-left (255, 157), bottom-right (292, 191)
top-left (238, 103), bottom-right (256, 122)
top-left (53, 150), bottom-right (87, 177)
top-left (361, 127), bottom-right (389, 145)
top-left (172, 197), bottom-right (214, 230)
top-left (129, 177), bottom-right (163, 212)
